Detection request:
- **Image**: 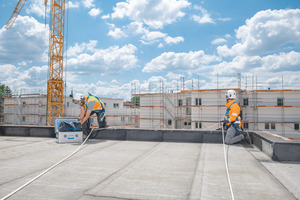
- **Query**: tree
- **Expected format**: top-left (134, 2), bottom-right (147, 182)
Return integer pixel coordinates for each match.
top-left (0, 83), bottom-right (12, 96)
top-left (0, 83), bottom-right (12, 123)
top-left (131, 96), bottom-right (140, 107)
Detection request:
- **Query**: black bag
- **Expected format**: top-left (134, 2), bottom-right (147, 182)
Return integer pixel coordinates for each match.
top-left (59, 121), bottom-right (81, 132)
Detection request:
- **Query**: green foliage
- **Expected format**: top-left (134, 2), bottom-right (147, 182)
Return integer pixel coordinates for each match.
top-left (131, 96), bottom-right (140, 107)
top-left (0, 83), bottom-right (12, 96)
top-left (0, 84), bottom-right (5, 95)
top-left (0, 83), bottom-right (12, 117)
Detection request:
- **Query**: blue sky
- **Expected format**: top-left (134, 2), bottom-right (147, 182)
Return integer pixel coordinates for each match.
top-left (0, 0), bottom-right (299, 100)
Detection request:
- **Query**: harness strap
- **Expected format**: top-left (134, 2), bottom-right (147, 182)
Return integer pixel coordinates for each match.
top-left (225, 102), bottom-right (236, 116)
top-left (225, 101), bottom-right (240, 131)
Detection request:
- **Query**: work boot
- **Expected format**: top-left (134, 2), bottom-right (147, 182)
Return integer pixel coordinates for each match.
top-left (242, 132), bottom-right (251, 144)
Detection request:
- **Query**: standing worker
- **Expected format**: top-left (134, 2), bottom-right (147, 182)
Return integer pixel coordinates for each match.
top-left (222, 90), bottom-right (248, 144)
top-left (73, 93), bottom-right (107, 135)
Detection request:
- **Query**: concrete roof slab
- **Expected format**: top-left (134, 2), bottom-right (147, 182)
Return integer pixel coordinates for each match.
top-left (0, 136), bottom-right (299, 200)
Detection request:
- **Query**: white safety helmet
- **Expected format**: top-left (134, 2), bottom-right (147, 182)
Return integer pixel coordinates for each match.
top-left (73, 93), bottom-right (83, 104)
top-left (226, 90), bottom-right (236, 99)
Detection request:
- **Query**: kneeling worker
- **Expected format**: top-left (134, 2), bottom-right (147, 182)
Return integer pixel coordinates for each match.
top-left (73, 93), bottom-right (107, 135)
top-left (222, 90), bottom-right (248, 144)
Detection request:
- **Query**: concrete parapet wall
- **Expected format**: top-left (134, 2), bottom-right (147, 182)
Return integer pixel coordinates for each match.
top-left (92, 129), bottom-right (233, 144)
top-left (1, 125), bottom-right (299, 162)
top-left (92, 129), bottom-right (213, 143)
top-left (0, 125), bottom-right (55, 137)
top-left (0, 125), bottom-right (218, 143)
top-left (252, 131), bottom-right (300, 162)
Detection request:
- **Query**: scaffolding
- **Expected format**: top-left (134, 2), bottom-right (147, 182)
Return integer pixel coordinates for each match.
top-left (4, 91), bottom-right (46, 125)
top-left (3, 90), bottom-right (139, 128)
top-left (133, 74), bottom-right (300, 138)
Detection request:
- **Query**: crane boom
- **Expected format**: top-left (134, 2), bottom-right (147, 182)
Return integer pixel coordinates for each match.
top-left (5, 0), bottom-right (27, 29)
top-left (46, 0), bottom-right (65, 126)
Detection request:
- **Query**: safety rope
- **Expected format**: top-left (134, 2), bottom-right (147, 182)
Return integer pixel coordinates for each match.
top-left (202, 122), bottom-right (220, 130)
top-left (1, 128), bottom-right (94, 200)
top-left (221, 122), bottom-right (235, 200)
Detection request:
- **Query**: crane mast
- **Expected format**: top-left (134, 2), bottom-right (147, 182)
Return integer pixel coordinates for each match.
top-left (5, 0), bottom-right (65, 126)
top-left (47, 0), bottom-right (65, 126)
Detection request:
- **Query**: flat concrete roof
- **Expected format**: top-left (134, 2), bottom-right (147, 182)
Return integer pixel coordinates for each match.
top-left (0, 136), bottom-right (300, 200)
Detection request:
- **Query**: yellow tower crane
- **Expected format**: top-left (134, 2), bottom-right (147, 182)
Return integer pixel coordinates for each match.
top-left (6, 0), bottom-right (65, 126)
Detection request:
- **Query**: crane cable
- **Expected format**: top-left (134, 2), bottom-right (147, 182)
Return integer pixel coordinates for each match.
top-left (64, 0), bottom-right (70, 105)
top-left (221, 122), bottom-right (235, 200)
top-left (0, 128), bottom-right (94, 200)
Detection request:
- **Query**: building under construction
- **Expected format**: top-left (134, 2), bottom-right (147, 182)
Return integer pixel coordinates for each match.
top-left (2, 90), bottom-right (138, 128)
top-left (132, 76), bottom-right (300, 139)
top-left (1, 75), bottom-right (300, 138)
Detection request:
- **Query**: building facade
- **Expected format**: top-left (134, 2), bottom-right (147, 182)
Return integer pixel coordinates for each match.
top-left (136, 89), bottom-right (300, 138)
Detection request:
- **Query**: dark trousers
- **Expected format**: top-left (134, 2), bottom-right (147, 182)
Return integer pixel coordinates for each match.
top-left (82, 109), bottom-right (106, 135)
top-left (91, 109), bottom-right (106, 128)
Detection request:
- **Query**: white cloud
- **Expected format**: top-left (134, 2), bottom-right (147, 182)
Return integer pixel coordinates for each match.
top-left (108, 21), bottom-right (146, 39)
top-left (141, 31), bottom-right (166, 44)
top-left (211, 38), bottom-right (227, 45)
top-left (225, 34), bottom-right (231, 38)
top-left (212, 51), bottom-right (300, 76)
top-left (0, 64), bottom-right (48, 90)
top-left (24, 0), bottom-right (80, 16)
top-left (88, 8), bottom-right (101, 17)
top-left (111, 0), bottom-right (191, 29)
top-left (101, 14), bottom-right (110, 19)
top-left (165, 36), bottom-right (184, 44)
top-left (166, 72), bottom-right (183, 80)
top-left (158, 43), bottom-right (164, 48)
top-left (107, 24), bottom-right (127, 39)
top-left (18, 65), bottom-right (48, 87)
top-left (126, 21), bottom-right (146, 35)
top-left (0, 16), bottom-right (48, 64)
top-left (191, 5), bottom-right (215, 24)
top-left (68, 1), bottom-right (80, 8)
top-left (108, 22), bottom-right (184, 46)
top-left (68, 44), bottom-right (138, 75)
top-left (96, 80), bottom-right (106, 85)
top-left (143, 50), bottom-right (220, 73)
top-left (82, 0), bottom-right (94, 8)
top-left (67, 40), bottom-right (97, 57)
top-left (69, 80), bottom-right (135, 100)
top-left (217, 9), bottom-right (300, 57)
top-left (212, 56), bottom-right (260, 76)
top-left (217, 17), bottom-right (231, 22)
top-left (0, 64), bottom-right (19, 80)
top-left (260, 51), bottom-right (300, 72)
top-left (26, 0), bottom-right (45, 17)
top-left (18, 61), bottom-right (28, 66)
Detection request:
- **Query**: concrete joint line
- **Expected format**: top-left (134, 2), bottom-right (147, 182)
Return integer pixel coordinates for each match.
top-left (186, 143), bottom-right (204, 200)
top-left (56, 140), bottom-right (121, 165)
top-left (246, 146), bottom-right (298, 200)
top-left (84, 142), bottom-right (164, 196)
